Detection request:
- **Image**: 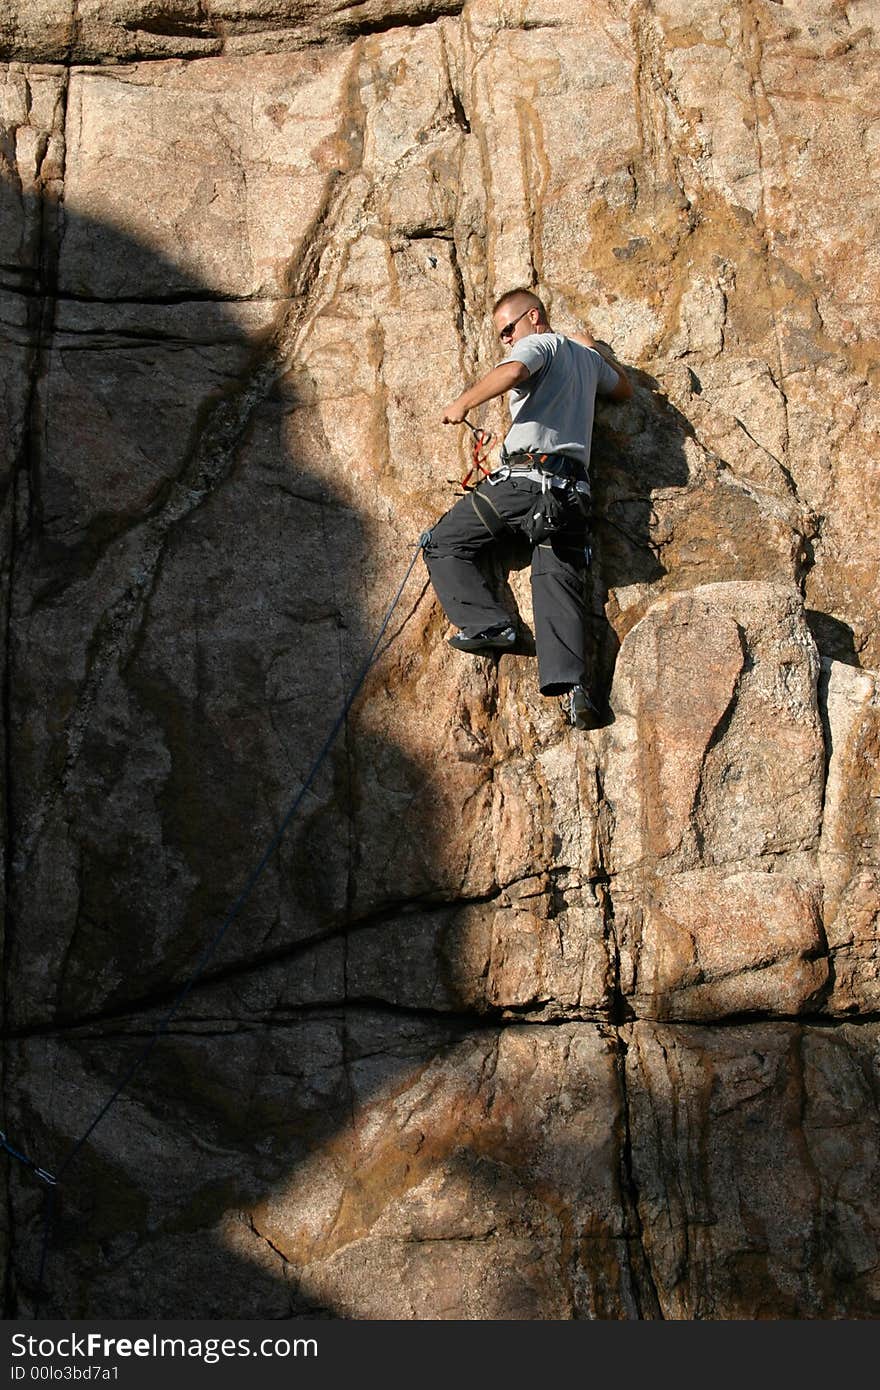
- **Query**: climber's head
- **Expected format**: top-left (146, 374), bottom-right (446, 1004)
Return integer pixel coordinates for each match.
top-left (492, 288), bottom-right (549, 347)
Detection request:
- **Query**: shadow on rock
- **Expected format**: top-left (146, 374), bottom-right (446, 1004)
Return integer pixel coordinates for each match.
top-left (588, 368), bottom-right (692, 702)
top-left (0, 174), bottom-right (448, 1314)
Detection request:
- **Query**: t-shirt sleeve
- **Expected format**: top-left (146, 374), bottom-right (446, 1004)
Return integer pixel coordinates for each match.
top-left (504, 335), bottom-right (555, 377)
top-left (595, 352), bottom-right (622, 395)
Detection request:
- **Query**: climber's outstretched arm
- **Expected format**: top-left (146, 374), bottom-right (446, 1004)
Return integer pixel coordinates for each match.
top-left (440, 360), bottom-right (531, 425)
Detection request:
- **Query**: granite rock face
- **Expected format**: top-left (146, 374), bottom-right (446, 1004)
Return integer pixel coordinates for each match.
top-left (2, 0), bottom-right (879, 1319)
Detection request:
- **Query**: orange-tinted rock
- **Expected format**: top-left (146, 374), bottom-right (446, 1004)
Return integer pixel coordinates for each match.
top-left (604, 582), bottom-right (824, 875)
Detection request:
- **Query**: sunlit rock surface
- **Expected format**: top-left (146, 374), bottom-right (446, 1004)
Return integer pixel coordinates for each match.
top-left (2, 0), bottom-right (879, 1318)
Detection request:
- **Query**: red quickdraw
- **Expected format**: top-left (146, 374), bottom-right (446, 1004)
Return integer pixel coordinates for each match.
top-left (447, 417), bottom-right (496, 492)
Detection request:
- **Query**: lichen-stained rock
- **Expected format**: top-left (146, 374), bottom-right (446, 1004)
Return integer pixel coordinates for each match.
top-left (819, 660), bottom-right (880, 1014)
top-left (626, 1021), bottom-right (880, 1318)
top-left (604, 581), bottom-right (827, 1019)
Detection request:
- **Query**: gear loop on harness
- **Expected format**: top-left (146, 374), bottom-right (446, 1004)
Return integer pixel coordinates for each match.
top-left (448, 417), bottom-right (496, 493)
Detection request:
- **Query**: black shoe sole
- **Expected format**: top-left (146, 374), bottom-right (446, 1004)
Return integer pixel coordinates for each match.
top-left (448, 631), bottom-right (517, 654)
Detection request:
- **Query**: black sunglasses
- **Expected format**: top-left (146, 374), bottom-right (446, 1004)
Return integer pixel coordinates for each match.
top-left (498, 306), bottom-right (533, 342)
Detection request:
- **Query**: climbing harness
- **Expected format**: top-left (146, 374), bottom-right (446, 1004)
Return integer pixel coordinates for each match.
top-left (455, 426), bottom-right (592, 546)
top-left (492, 449), bottom-right (592, 508)
top-left (8, 531), bottom-right (432, 1316)
top-left (502, 455), bottom-right (591, 545)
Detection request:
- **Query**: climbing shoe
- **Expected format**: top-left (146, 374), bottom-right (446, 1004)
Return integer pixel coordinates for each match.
top-left (567, 684), bottom-right (604, 731)
top-left (448, 623), bottom-right (517, 654)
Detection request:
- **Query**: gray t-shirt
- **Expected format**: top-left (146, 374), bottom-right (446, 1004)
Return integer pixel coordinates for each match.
top-left (502, 331), bottom-right (620, 466)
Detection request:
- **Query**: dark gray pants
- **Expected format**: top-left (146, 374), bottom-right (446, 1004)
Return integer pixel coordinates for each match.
top-left (423, 474), bottom-right (590, 695)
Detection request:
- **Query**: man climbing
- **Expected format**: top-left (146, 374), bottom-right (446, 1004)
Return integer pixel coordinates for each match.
top-left (422, 288), bottom-right (632, 729)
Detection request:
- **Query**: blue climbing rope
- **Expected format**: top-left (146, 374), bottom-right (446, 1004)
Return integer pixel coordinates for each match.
top-left (0, 1131), bottom-right (56, 1188)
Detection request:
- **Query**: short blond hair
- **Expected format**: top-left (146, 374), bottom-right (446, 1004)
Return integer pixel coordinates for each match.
top-left (492, 288), bottom-right (548, 323)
